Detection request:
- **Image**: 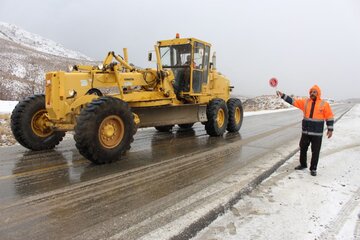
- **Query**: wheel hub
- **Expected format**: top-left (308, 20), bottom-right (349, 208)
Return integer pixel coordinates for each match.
top-left (235, 107), bottom-right (241, 124)
top-left (217, 108), bottom-right (225, 128)
top-left (99, 115), bottom-right (124, 149)
top-left (31, 110), bottom-right (53, 137)
top-left (104, 124), bottom-right (116, 137)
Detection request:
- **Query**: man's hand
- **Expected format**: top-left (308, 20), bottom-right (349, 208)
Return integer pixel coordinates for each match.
top-left (327, 130), bottom-right (333, 139)
top-left (276, 91), bottom-right (283, 98)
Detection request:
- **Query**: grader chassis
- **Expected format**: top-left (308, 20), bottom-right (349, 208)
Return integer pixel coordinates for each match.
top-left (11, 35), bottom-right (244, 164)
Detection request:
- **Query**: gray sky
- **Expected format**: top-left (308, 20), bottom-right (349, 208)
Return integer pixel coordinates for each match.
top-left (1, 0), bottom-right (360, 100)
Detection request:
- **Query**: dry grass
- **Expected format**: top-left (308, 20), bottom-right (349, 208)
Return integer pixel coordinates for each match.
top-left (0, 114), bottom-right (10, 120)
top-left (0, 114), bottom-right (17, 146)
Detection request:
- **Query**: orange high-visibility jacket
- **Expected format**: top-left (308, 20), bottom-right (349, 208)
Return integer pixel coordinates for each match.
top-left (282, 85), bottom-right (334, 136)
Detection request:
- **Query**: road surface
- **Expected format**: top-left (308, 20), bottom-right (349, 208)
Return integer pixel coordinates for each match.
top-left (0, 104), bottom-right (352, 240)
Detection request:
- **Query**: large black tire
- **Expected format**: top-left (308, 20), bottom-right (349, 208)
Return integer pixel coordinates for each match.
top-left (205, 98), bottom-right (229, 136)
top-left (155, 125), bottom-right (174, 132)
top-left (227, 98), bottom-right (244, 132)
top-left (74, 97), bottom-right (135, 164)
top-left (10, 94), bottom-right (65, 150)
top-left (178, 123), bottom-right (195, 130)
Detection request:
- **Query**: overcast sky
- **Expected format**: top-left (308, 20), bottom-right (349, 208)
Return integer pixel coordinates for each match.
top-left (1, 0), bottom-right (360, 100)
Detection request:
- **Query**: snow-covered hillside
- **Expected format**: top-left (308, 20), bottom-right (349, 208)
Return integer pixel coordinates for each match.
top-left (0, 22), bottom-right (92, 60)
top-left (240, 95), bottom-right (292, 111)
top-left (0, 22), bottom-right (96, 100)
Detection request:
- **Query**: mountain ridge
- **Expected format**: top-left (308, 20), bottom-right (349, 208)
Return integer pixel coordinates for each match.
top-left (0, 22), bottom-right (92, 60)
top-left (0, 22), bottom-right (96, 100)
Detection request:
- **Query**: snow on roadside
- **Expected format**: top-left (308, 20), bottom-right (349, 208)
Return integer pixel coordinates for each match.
top-left (244, 107), bottom-right (295, 116)
top-left (0, 100), bottom-right (18, 114)
top-left (193, 104), bottom-right (360, 240)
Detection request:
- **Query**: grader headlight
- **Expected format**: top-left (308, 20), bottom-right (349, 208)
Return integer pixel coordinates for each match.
top-left (68, 89), bottom-right (77, 98)
top-left (97, 64), bottom-right (104, 70)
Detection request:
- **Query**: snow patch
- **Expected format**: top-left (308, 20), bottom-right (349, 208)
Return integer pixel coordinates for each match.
top-left (244, 107), bottom-right (295, 116)
top-left (0, 101), bottom-right (18, 114)
top-left (11, 63), bottom-right (26, 78)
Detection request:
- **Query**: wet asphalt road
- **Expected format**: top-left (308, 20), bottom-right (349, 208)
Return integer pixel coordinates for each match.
top-left (0, 104), bottom-right (352, 240)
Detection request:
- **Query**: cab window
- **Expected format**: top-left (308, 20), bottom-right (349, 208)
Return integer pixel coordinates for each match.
top-left (159, 44), bottom-right (191, 67)
top-left (194, 42), bottom-right (204, 69)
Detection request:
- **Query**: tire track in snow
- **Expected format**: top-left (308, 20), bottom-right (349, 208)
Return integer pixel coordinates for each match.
top-left (317, 187), bottom-right (360, 240)
top-left (355, 212), bottom-right (360, 240)
top-left (321, 143), bottom-right (360, 158)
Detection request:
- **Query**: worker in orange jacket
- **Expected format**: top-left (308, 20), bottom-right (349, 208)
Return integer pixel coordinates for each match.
top-left (277, 85), bottom-right (334, 176)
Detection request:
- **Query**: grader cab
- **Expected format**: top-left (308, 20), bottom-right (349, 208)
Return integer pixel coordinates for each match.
top-left (11, 35), bottom-right (244, 164)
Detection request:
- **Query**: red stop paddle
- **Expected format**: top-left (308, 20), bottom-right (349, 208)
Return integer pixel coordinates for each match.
top-left (269, 77), bottom-right (279, 97)
top-left (269, 77), bottom-right (278, 88)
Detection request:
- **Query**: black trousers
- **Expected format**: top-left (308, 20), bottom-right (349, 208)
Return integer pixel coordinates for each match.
top-left (299, 133), bottom-right (323, 171)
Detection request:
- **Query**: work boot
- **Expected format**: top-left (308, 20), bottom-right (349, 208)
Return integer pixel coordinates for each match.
top-left (294, 165), bottom-right (307, 170)
top-left (310, 170), bottom-right (317, 176)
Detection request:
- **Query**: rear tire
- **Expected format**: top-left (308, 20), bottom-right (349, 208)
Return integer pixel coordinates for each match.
top-left (205, 98), bottom-right (228, 136)
top-left (227, 98), bottom-right (244, 132)
top-left (178, 123), bottom-right (194, 130)
top-left (10, 94), bottom-right (65, 150)
top-left (155, 125), bottom-right (173, 132)
top-left (74, 97), bottom-right (135, 164)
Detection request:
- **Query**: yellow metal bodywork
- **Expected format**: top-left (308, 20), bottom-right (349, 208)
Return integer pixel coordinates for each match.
top-left (157, 37), bottom-right (230, 103)
top-left (44, 37), bottom-right (231, 131)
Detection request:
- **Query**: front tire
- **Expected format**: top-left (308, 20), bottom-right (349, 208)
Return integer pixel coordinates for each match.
top-left (10, 94), bottom-right (65, 150)
top-left (74, 97), bottom-right (135, 164)
top-left (205, 98), bottom-right (228, 136)
top-left (227, 98), bottom-right (244, 132)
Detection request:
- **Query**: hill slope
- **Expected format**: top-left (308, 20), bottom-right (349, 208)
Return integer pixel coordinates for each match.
top-left (0, 22), bottom-right (91, 60)
top-left (0, 22), bottom-right (95, 100)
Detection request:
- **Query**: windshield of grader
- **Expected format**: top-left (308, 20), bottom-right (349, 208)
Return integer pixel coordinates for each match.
top-left (160, 44), bottom-right (192, 93)
top-left (160, 44), bottom-right (191, 67)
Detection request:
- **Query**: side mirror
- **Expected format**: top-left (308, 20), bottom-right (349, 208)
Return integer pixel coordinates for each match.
top-left (148, 52), bottom-right (152, 61)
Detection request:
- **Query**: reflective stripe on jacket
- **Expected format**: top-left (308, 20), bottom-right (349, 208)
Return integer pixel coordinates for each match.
top-left (282, 85), bottom-right (334, 136)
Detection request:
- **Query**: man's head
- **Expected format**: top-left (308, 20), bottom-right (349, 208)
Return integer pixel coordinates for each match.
top-left (309, 85), bottom-right (321, 101)
top-left (310, 89), bottom-right (318, 100)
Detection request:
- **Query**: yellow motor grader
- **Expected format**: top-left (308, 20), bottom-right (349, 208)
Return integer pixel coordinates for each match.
top-left (11, 35), bottom-right (243, 164)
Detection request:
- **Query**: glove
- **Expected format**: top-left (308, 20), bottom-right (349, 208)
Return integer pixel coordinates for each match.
top-left (276, 91), bottom-right (284, 98)
top-left (327, 130), bottom-right (333, 139)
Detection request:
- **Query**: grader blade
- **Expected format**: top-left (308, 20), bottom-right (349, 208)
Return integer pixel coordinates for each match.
top-left (132, 104), bottom-right (207, 128)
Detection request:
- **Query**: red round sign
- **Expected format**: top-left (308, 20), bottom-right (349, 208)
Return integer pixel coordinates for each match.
top-left (269, 78), bottom-right (278, 88)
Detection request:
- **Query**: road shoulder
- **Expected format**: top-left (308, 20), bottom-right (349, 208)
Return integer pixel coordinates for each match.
top-left (193, 104), bottom-right (360, 240)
